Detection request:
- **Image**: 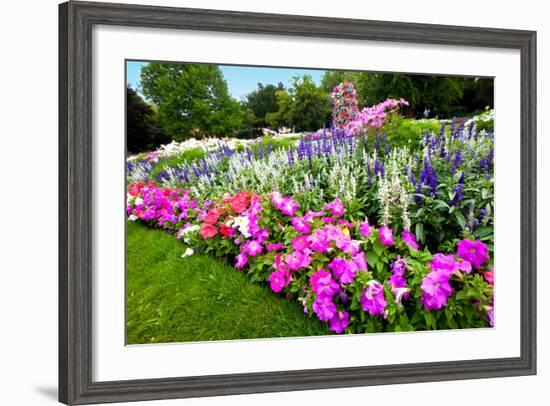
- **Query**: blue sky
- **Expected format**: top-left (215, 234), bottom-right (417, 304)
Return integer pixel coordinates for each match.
top-left (126, 61), bottom-right (325, 101)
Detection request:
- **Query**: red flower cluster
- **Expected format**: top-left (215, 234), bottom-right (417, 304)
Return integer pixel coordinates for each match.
top-left (225, 191), bottom-right (254, 214)
top-left (127, 181), bottom-right (156, 197)
top-left (199, 192), bottom-right (259, 239)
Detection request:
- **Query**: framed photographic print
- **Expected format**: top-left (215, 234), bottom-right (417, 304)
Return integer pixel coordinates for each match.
top-left (59, 1), bottom-right (537, 404)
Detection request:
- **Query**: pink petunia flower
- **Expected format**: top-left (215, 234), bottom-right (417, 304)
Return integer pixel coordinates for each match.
top-left (284, 250), bottom-right (311, 271)
top-left (266, 242), bottom-right (283, 252)
top-left (235, 252), bottom-right (248, 269)
top-left (360, 280), bottom-right (387, 317)
top-left (359, 220), bottom-right (372, 237)
top-left (291, 235), bottom-right (311, 252)
top-left (324, 197), bottom-right (345, 217)
top-left (291, 216), bottom-right (311, 234)
top-left (379, 225), bottom-right (394, 246)
top-left (420, 269), bottom-right (453, 311)
top-left (243, 240), bottom-right (263, 257)
top-left (401, 230), bottom-right (419, 250)
top-left (312, 294), bottom-right (337, 321)
top-left (457, 239), bottom-right (489, 269)
top-left (329, 311), bottom-right (350, 334)
top-left (328, 257), bottom-right (358, 284)
top-left (307, 229), bottom-right (330, 253)
top-left (269, 268), bottom-right (290, 293)
top-left (279, 197), bottom-right (299, 216)
top-left (310, 268), bottom-right (339, 296)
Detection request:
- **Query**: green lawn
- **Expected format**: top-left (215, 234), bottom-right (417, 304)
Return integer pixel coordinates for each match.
top-left (126, 221), bottom-right (329, 344)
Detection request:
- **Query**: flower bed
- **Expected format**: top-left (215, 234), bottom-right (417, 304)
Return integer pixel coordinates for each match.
top-left (126, 85), bottom-right (494, 335)
top-left (127, 186), bottom-right (494, 334)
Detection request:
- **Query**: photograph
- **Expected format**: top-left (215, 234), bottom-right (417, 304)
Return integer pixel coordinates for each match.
top-left (125, 61), bottom-right (495, 344)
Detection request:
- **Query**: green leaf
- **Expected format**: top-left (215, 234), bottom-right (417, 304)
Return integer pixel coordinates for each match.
top-left (424, 312), bottom-right (436, 329)
top-left (373, 239), bottom-right (385, 256)
top-left (365, 251), bottom-right (377, 268)
top-left (433, 200), bottom-right (450, 211)
top-left (415, 223), bottom-right (425, 243)
top-left (455, 212), bottom-right (466, 230)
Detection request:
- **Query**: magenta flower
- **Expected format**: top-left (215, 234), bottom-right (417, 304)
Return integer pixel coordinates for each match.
top-left (269, 268), bottom-right (290, 293)
top-left (338, 220), bottom-right (354, 228)
top-left (312, 294), bottom-right (337, 321)
top-left (420, 269), bottom-right (453, 311)
top-left (328, 257), bottom-right (358, 284)
top-left (456, 259), bottom-right (472, 274)
top-left (324, 197), bottom-right (345, 217)
top-left (266, 242), bottom-right (283, 252)
top-left (379, 225), bottom-right (394, 246)
top-left (324, 224), bottom-right (344, 242)
top-left (284, 250), bottom-right (311, 271)
top-left (329, 311), bottom-right (350, 334)
top-left (279, 197), bottom-right (299, 216)
top-left (335, 237), bottom-right (361, 255)
top-left (388, 258), bottom-right (410, 305)
top-left (487, 306), bottom-right (494, 327)
top-left (359, 220), bottom-right (372, 237)
top-left (307, 229), bottom-right (330, 253)
top-left (352, 251), bottom-right (368, 271)
top-left (235, 252), bottom-right (248, 269)
top-left (457, 239), bottom-right (489, 269)
top-left (360, 280), bottom-right (387, 317)
top-left (401, 230), bottom-right (419, 250)
top-left (430, 253), bottom-right (459, 274)
top-left (254, 228), bottom-right (269, 244)
top-left (291, 235), bottom-right (311, 252)
top-left (310, 268), bottom-right (339, 296)
top-left (304, 210), bottom-right (324, 222)
top-left (270, 191), bottom-right (284, 208)
top-left (291, 216), bottom-right (311, 234)
top-left (243, 240), bottom-right (263, 257)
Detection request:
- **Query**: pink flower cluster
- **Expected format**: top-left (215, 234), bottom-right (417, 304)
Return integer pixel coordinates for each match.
top-left (331, 82), bottom-right (409, 136)
top-left (128, 182), bottom-right (494, 334)
top-left (421, 239), bottom-right (490, 311)
top-left (126, 182), bottom-right (198, 228)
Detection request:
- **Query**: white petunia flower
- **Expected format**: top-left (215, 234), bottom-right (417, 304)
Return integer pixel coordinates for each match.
top-left (181, 248), bottom-right (194, 258)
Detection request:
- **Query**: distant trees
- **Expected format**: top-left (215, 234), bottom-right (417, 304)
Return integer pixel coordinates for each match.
top-left (321, 71), bottom-right (493, 118)
top-left (126, 86), bottom-right (169, 152)
top-left (140, 63), bottom-right (242, 140)
top-left (243, 76), bottom-right (331, 132)
top-left (127, 62), bottom-right (494, 150)
top-left (288, 75), bottom-right (332, 131)
top-left (242, 82), bottom-right (285, 128)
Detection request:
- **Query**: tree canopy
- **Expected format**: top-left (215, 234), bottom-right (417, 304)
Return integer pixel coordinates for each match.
top-left (140, 63), bottom-right (242, 140)
top-left (126, 86), bottom-right (169, 152)
top-left (321, 71), bottom-right (493, 118)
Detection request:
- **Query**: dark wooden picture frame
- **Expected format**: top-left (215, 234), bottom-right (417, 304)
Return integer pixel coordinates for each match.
top-left (59, 1), bottom-right (537, 404)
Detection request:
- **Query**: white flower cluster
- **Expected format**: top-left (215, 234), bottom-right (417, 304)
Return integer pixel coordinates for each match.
top-left (153, 132), bottom-right (303, 159)
top-left (377, 154), bottom-right (412, 230)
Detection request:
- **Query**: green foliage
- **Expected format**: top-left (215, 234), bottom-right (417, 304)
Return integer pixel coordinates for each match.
top-left (126, 221), bottom-right (328, 343)
top-left (265, 89), bottom-right (293, 129)
top-left (243, 82), bottom-right (285, 128)
top-left (140, 63), bottom-right (242, 140)
top-left (288, 75), bottom-right (332, 131)
top-left (126, 86), bottom-right (169, 152)
top-left (149, 148), bottom-right (207, 178)
top-left (321, 71), bottom-right (493, 118)
top-left (384, 116), bottom-right (442, 149)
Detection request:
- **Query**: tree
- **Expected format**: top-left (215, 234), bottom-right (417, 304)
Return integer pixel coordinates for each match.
top-left (244, 82), bottom-right (285, 128)
top-left (140, 63), bottom-right (242, 140)
top-left (266, 89), bottom-right (293, 130)
top-left (126, 86), bottom-right (169, 152)
top-left (289, 75), bottom-right (331, 132)
top-left (351, 72), bottom-right (492, 118)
